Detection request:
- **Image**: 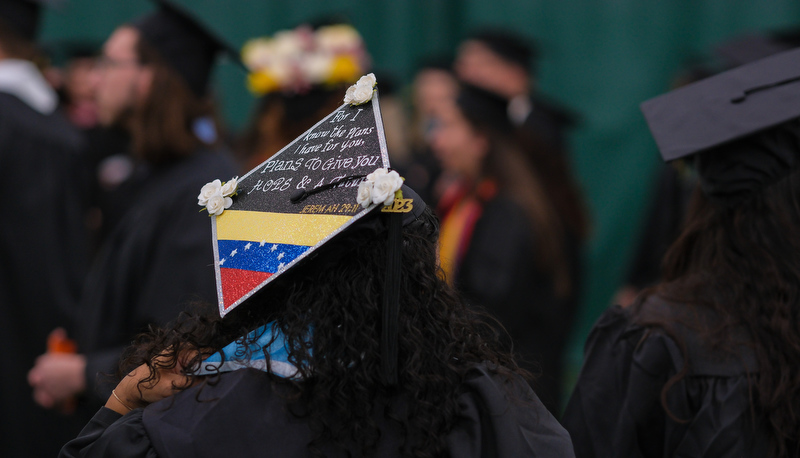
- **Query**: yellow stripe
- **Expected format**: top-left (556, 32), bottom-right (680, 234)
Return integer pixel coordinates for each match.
top-left (217, 210), bottom-right (352, 246)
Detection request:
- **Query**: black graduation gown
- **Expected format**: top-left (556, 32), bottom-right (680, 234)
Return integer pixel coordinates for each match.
top-left (562, 299), bottom-right (771, 457)
top-left (456, 194), bottom-right (582, 414)
top-left (0, 92), bottom-right (90, 457)
top-left (60, 364), bottom-right (575, 457)
top-left (75, 149), bottom-right (238, 404)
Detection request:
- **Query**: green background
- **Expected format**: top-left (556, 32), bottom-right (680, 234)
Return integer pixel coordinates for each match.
top-left (41, 0), bottom-right (800, 408)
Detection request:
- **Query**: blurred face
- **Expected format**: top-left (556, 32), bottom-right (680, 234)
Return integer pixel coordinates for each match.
top-left (64, 57), bottom-right (97, 103)
top-left (412, 68), bottom-right (458, 119)
top-left (92, 27), bottom-right (152, 127)
top-left (430, 102), bottom-right (488, 180)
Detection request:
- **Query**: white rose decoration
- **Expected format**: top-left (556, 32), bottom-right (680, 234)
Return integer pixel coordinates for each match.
top-left (343, 73), bottom-right (376, 105)
top-left (356, 180), bottom-right (374, 208)
top-left (221, 176), bottom-right (239, 197)
top-left (371, 170), bottom-right (403, 206)
top-left (198, 179), bottom-right (222, 206)
top-left (357, 73), bottom-right (377, 88)
top-left (206, 194), bottom-right (233, 217)
top-left (350, 84), bottom-right (374, 105)
top-left (366, 168), bottom-right (387, 182)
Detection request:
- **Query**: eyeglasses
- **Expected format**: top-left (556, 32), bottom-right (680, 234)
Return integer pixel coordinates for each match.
top-left (94, 56), bottom-right (141, 71)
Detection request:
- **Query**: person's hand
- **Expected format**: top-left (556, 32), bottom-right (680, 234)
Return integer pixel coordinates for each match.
top-left (106, 350), bottom-right (198, 415)
top-left (28, 352), bottom-right (87, 410)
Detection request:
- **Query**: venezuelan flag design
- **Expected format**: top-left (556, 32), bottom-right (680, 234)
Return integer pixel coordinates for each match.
top-left (214, 209), bottom-right (352, 313)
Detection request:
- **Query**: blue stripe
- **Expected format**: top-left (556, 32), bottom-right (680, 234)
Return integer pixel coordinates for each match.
top-left (217, 240), bottom-right (309, 273)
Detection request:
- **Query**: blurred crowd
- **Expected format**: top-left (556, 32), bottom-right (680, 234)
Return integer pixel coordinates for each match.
top-left (3, 0), bottom-right (800, 456)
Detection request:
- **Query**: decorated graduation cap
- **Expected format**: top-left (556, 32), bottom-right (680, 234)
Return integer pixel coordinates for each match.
top-left (641, 47), bottom-right (800, 203)
top-left (132, 0), bottom-right (240, 96)
top-left (0, 0), bottom-right (42, 41)
top-left (199, 74), bottom-right (422, 385)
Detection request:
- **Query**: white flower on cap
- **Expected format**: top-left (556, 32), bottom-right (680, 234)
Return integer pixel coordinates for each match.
top-left (221, 176), bottom-right (239, 197)
top-left (206, 194), bottom-right (233, 216)
top-left (356, 180), bottom-right (374, 208)
top-left (344, 72), bottom-right (376, 105)
top-left (357, 168), bottom-right (403, 208)
top-left (199, 177), bottom-right (239, 216)
top-left (197, 179), bottom-right (222, 206)
top-left (357, 72), bottom-right (377, 88)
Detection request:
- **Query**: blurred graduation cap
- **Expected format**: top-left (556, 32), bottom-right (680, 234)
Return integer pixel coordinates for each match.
top-left (641, 47), bottom-right (800, 203)
top-left (0, 0), bottom-right (44, 41)
top-left (131, 0), bottom-right (241, 96)
top-left (457, 82), bottom-right (515, 134)
top-left (203, 76), bottom-right (425, 384)
top-left (466, 28), bottom-right (538, 74)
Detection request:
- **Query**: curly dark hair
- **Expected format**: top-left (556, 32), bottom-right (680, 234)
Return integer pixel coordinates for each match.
top-left (639, 164), bottom-right (800, 457)
top-left (120, 207), bottom-right (527, 457)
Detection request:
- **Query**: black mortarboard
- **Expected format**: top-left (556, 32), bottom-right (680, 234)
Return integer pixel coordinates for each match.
top-left (642, 47), bottom-right (800, 203)
top-left (467, 29), bottom-right (537, 73)
top-left (641, 47), bottom-right (800, 162)
top-left (0, 0), bottom-right (41, 41)
top-left (456, 83), bottom-right (513, 134)
top-left (131, 0), bottom-right (238, 96)
top-left (199, 75), bottom-right (424, 385)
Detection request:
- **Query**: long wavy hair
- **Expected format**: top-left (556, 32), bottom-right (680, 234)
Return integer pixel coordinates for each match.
top-left (127, 28), bottom-right (220, 166)
top-left (639, 166), bottom-right (800, 457)
top-left (120, 207), bottom-right (527, 457)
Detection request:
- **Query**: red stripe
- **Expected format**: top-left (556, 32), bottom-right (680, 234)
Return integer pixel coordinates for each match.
top-left (220, 268), bottom-right (272, 310)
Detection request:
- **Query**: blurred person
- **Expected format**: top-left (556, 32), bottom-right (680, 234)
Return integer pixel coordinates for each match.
top-left (0, 0), bottom-right (91, 455)
top-left (454, 28), bottom-right (576, 155)
top-left (236, 22), bottom-right (371, 170)
top-left (563, 48), bottom-right (800, 457)
top-left (27, 0), bottom-right (239, 430)
top-left (400, 57), bottom-right (458, 205)
top-left (49, 40), bottom-right (133, 253)
top-left (431, 83), bottom-right (588, 413)
top-left (59, 81), bottom-right (574, 454)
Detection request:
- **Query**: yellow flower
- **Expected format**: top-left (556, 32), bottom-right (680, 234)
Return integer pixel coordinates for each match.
top-left (327, 55), bottom-right (361, 85)
top-left (247, 71), bottom-right (280, 95)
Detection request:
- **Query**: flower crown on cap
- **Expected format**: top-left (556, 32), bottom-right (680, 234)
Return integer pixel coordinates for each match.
top-left (242, 24), bottom-right (371, 96)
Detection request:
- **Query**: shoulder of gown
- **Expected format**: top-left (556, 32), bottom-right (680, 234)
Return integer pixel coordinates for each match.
top-left (562, 299), bottom-right (769, 458)
top-left (448, 363), bottom-right (576, 458)
top-left (59, 408), bottom-right (158, 458)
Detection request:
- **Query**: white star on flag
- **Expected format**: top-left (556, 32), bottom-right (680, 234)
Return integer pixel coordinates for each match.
top-left (219, 258), bottom-right (226, 265)
top-left (277, 262), bottom-right (285, 270)
top-left (230, 249), bottom-right (238, 257)
top-left (271, 244), bottom-right (278, 252)
top-left (259, 240), bottom-right (266, 247)
top-left (277, 252), bottom-right (285, 260)
top-left (244, 242), bottom-right (252, 250)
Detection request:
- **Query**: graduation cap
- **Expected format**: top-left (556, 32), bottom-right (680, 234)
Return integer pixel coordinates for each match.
top-left (201, 75), bottom-right (425, 385)
top-left (466, 28), bottom-right (537, 73)
top-left (131, 0), bottom-right (240, 96)
top-left (641, 47), bottom-right (800, 162)
top-left (0, 0), bottom-right (42, 41)
top-left (641, 47), bottom-right (800, 202)
top-left (457, 82), bottom-right (514, 134)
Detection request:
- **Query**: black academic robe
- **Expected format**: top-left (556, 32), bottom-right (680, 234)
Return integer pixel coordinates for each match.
top-left (0, 92), bottom-right (90, 457)
top-left (562, 298), bottom-right (771, 457)
top-left (456, 194), bottom-right (582, 414)
top-left (60, 364), bottom-right (575, 457)
top-left (75, 149), bottom-right (238, 404)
